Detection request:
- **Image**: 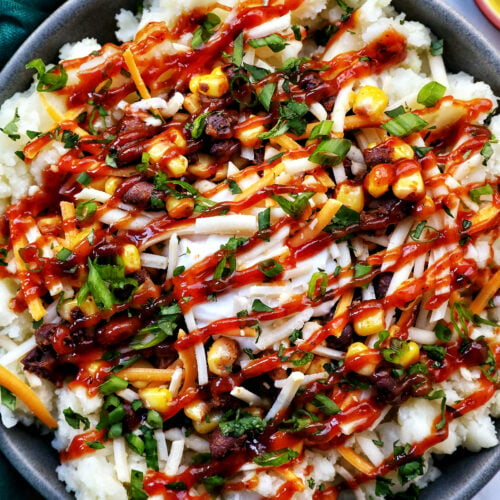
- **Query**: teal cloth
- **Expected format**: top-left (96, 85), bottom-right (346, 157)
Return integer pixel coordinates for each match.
top-left (0, 2), bottom-right (65, 495)
top-left (0, 0), bottom-right (66, 68)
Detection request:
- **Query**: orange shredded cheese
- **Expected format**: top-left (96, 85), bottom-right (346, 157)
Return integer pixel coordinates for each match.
top-left (0, 366), bottom-right (57, 428)
top-left (123, 48), bottom-right (152, 100)
top-left (470, 268), bottom-right (500, 314)
top-left (337, 445), bottom-right (375, 475)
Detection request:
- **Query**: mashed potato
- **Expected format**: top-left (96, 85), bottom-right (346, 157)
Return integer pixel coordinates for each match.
top-left (0, 1), bottom-right (498, 499)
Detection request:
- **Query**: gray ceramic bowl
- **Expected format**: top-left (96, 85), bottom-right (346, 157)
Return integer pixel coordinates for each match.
top-left (0, 0), bottom-right (498, 499)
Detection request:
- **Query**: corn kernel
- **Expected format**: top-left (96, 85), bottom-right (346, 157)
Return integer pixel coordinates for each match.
top-left (188, 154), bottom-right (213, 178)
top-left (364, 163), bottom-right (394, 198)
top-left (398, 341), bottom-right (420, 367)
top-left (58, 298), bottom-right (78, 321)
top-left (392, 141), bottom-right (414, 160)
top-left (168, 128), bottom-right (187, 149)
top-left (183, 93), bottom-right (201, 114)
top-left (193, 411), bottom-right (222, 434)
top-left (120, 244), bottom-right (141, 274)
top-left (37, 215), bottom-right (62, 235)
top-left (189, 66), bottom-right (229, 98)
top-left (335, 182), bottom-right (364, 212)
top-left (354, 307), bottom-right (385, 336)
top-left (207, 337), bottom-right (240, 377)
top-left (414, 195), bottom-right (436, 219)
top-left (148, 141), bottom-right (171, 163)
top-left (80, 296), bottom-right (98, 316)
top-left (345, 342), bottom-right (379, 376)
top-left (139, 387), bottom-right (172, 413)
top-left (393, 170), bottom-right (425, 201)
top-left (104, 176), bottom-right (122, 195)
top-left (235, 122), bottom-right (267, 148)
top-left (166, 155), bottom-right (188, 177)
top-left (166, 196), bottom-right (195, 219)
top-left (184, 400), bottom-right (210, 422)
top-left (352, 86), bottom-right (389, 118)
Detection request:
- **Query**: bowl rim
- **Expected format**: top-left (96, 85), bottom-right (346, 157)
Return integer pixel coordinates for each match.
top-left (0, 1), bottom-right (499, 499)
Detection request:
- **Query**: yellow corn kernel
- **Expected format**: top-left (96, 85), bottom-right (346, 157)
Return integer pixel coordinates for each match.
top-left (120, 244), bottom-right (141, 274)
top-left (184, 400), bottom-right (210, 422)
top-left (354, 307), bottom-right (385, 336)
top-left (347, 342), bottom-right (368, 358)
top-left (393, 171), bottom-right (425, 201)
top-left (166, 155), bottom-right (188, 177)
top-left (193, 411), bottom-right (222, 434)
top-left (235, 122), bottom-right (267, 148)
top-left (345, 342), bottom-right (378, 376)
top-left (183, 93), bottom-right (201, 114)
top-left (87, 361), bottom-right (106, 377)
top-left (139, 387), bottom-right (172, 413)
top-left (148, 141), bottom-right (171, 163)
top-left (392, 141), bottom-right (414, 160)
top-left (398, 341), bottom-right (420, 367)
top-left (37, 215), bottom-right (62, 235)
top-left (104, 176), bottom-right (121, 195)
top-left (58, 298), bottom-right (78, 321)
top-left (207, 337), bottom-right (240, 377)
top-left (352, 86), bottom-right (389, 118)
top-left (189, 66), bottom-right (229, 98)
top-left (364, 163), bottom-right (394, 199)
top-left (415, 195), bottom-right (436, 219)
top-left (80, 296), bottom-right (98, 316)
top-left (166, 196), bottom-right (195, 219)
top-left (168, 128), bottom-right (187, 149)
top-left (335, 183), bottom-right (364, 212)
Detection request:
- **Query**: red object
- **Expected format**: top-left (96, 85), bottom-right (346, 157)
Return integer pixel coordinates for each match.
top-left (475, 0), bottom-right (500, 29)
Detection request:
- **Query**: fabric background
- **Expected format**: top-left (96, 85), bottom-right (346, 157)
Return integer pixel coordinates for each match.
top-left (0, 3), bottom-right (64, 495)
top-left (0, 0), bottom-right (65, 68)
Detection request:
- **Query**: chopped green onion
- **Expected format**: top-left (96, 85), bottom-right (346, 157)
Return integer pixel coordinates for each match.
top-left (190, 112), bottom-right (209, 139)
top-left (85, 440), bottom-right (105, 450)
top-left (381, 112), bottom-right (428, 137)
top-left (251, 299), bottom-right (273, 312)
top-left (228, 179), bottom-right (242, 194)
top-left (385, 105), bottom-right (405, 118)
top-left (76, 172), bottom-right (92, 186)
top-left (248, 34), bottom-right (287, 53)
top-left (309, 120), bottom-right (333, 140)
top-left (430, 39), bottom-right (444, 56)
top-left (311, 394), bottom-right (340, 415)
top-left (231, 32), bottom-right (244, 66)
top-left (0, 387), bottom-right (16, 411)
top-left (98, 375), bottom-right (128, 395)
top-left (258, 259), bottom-right (283, 278)
top-left (307, 271), bottom-right (328, 300)
top-left (273, 192), bottom-right (314, 218)
top-left (26, 58), bottom-right (68, 92)
top-left (258, 82), bottom-right (276, 111)
top-left (354, 263), bottom-right (372, 278)
top-left (56, 247), bottom-right (73, 262)
top-left (309, 138), bottom-right (351, 166)
top-left (75, 200), bottom-right (98, 221)
top-left (417, 81), bottom-right (446, 107)
top-left (409, 220), bottom-right (440, 243)
top-left (130, 470), bottom-right (148, 500)
top-left (480, 142), bottom-right (493, 165)
top-left (63, 407), bottom-right (90, 430)
top-left (469, 184), bottom-right (494, 203)
top-left (253, 448), bottom-right (299, 467)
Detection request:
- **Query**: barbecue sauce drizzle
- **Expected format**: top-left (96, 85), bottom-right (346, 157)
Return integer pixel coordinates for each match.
top-left (1, 0), bottom-right (499, 498)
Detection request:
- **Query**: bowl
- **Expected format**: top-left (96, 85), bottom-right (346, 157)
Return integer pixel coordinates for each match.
top-left (0, 0), bottom-right (498, 498)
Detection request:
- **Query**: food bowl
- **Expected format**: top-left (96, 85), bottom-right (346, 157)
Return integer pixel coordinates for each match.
top-left (0, 0), bottom-right (498, 498)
